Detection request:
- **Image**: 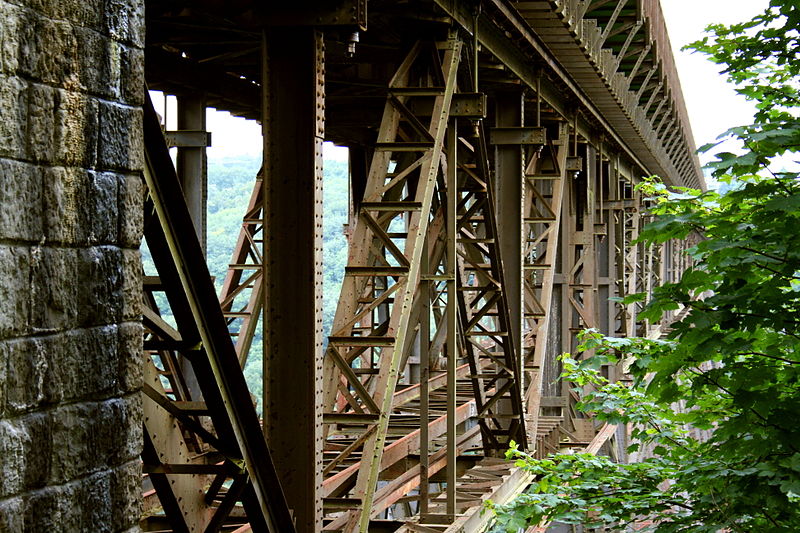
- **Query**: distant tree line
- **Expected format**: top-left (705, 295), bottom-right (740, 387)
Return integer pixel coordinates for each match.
top-left (144, 154), bottom-right (350, 413)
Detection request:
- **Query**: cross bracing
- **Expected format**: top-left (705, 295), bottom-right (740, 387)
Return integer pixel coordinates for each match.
top-left (139, 1), bottom-right (703, 531)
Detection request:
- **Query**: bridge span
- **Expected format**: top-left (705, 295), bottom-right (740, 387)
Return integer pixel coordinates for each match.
top-left (140, 1), bottom-right (703, 531)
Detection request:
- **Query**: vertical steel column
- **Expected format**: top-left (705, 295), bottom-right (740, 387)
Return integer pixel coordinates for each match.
top-left (625, 191), bottom-right (642, 336)
top-left (446, 117), bottom-right (458, 517)
top-left (494, 91), bottom-right (525, 418)
top-left (261, 28), bottom-right (324, 533)
top-left (458, 121), bottom-right (527, 454)
top-left (494, 92), bottom-right (525, 346)
top-left (583, 143), bottom-right (599, 336)
top-left (559, 152), bottom-right (574, 356)
top-left (176, 94), bottom-right (208, 404)
top-left (419, 237), bottom-right (431, 516)
top-left (564, 141), bottom-right (598, 356)
top-left (176, 94), bottom-right (208, 254)
top-left (596, 150), bottom-right (612, 337)
top-left (523, 123), bottom-right (568, 435)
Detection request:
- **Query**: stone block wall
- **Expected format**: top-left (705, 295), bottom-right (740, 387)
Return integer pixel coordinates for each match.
top-left (0, 0), bottom-right (144, 531)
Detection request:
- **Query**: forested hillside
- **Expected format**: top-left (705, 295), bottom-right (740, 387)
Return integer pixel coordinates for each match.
top-left (145, 155), bottom-right (349, 412)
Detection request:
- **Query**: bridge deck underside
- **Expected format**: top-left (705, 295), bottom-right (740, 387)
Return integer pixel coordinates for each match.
top-left (514, 0), bottom-right (701, 188)
top-left (140, 1), bottom-right (701, 532)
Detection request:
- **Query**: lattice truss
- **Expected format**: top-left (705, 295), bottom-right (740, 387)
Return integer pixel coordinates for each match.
top-left (318, 35), bottom-right (530, 529)
top-left (137, 32), bottom-right (693, 533)
top-left (140, 97), bottom-right (294, 532)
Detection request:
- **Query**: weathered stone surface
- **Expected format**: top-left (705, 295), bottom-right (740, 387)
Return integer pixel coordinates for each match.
top-left (0, 246), bottom-right (30, 339)
top-left (98, 101), bottom-right (143, 171)
top-left (0, 2), bottom-right (24, 75)
top-left (77, 471), bottom-right (113, 533)
top-left (47, 404), bottom-right (99, 483)
top-left (0, 159), bottom-right (43, 241)
top-left (75, 26), bottom-right (117, 99)
top-left (0, 496), bottom-right (23, 532)
top-left (54, 89), bottom-right (99, 168)
top-left (2, 11), bottom-right (119, 101)
top-left (88, 171), bottom-right (120, 243)
top-left (0, 75), bottom-right (28, 159)
top-left (77, 245), bottom-right (123, 326)
top-left (97, 395), bottom-right (142, 466)
top-left (119, 43), bottom-right (144, 105)
top-left (28, 18), bottom-right (80, 88)
top-left (120, 248), bottom-right (140, 321)
top-left (3, 339), bottom-right (40, 413)
top-left (22, 482), bottom-right (82, 532)
top-left (54, 326), bottom-right (119, 402)
top-left (119, 173), bottom-right (143, 248)
top-left (30, 247), bottom-right (79, 331)
top-left (3, 337), bottom-right (58, 414)
top-left (105, 0), bottom-right (145, 48)
top-left (4, 0), bottom-right (104, 29)
top-left (19, 413), bottom-right (52, 491)
top-left (43, 166), bottom-right (89, 245)
top-left (9, 7), bottom-right (40, 80)
top-left (0, 413), bottom-right (53, 496)
top-left (117, 322), bottom-right (142, 395)
top-left (49, 402), bottom-right (116, 483)
top-left (0, 345), bottom-right (6, 418)
top-left (0, 0), bottom-right (145, 528)
top-left (73, 326), bottom-right (120, 399)
top-left (26, 82), bottom-right (57, 162)
top-left (0, 420), bottom-right (25, 498)
top-left (1, 470), bottom-right (128, 532)
top-left (110, 460), bottom-right (142, 532)
top-left (42, 169), bottom-right (124, 246)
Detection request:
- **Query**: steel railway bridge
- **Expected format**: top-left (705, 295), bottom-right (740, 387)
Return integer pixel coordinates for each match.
top-left (139, 0), bottom-right (703, 531)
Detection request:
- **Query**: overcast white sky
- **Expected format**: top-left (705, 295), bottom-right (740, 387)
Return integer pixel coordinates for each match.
top-left (660, 0), bottom-right (768, 162)
top-left (190, 1), bottom-right (768, 165)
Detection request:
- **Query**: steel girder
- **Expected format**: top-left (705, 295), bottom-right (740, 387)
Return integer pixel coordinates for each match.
top-left (138, 2), bottom-right (704, 532)
top-left (321, 35), bottom-right (470, 531)
top-left (141, 94), bottom-right (295, 533)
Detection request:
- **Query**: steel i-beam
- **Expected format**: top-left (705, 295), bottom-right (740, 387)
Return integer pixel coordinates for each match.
top-left (261, 28), bottom-right (326, 532)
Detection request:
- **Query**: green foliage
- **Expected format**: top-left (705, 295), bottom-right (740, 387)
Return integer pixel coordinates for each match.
top-left (488, 347), bottom-right (695, 531)
top-left (489, 2), bottom-right (800, 531)
top-left (690, 1), bottom-right (800, 178)
top-left (239, 158), bottom-right (349, 413)
top-left (143, 155), bottom-right (350, 414)
top-left (322, 159), bottom-right (350, 336)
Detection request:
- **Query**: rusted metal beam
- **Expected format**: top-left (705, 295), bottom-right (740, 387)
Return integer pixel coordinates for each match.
top-left (175, 93), bottom-right (208, 405)
top-left (322, 400), bottom-right (477, 499)
top-left (435, 0), bottom-right (651, 177)
top-left (260, 0), bottom-right (367, 30)
top-left (261, 28), bottom-right (325, 533)
top-left (524, 123), bottom-right (569, 441)
top-left (494, 90), bottom-right (525, 446)
top-left (143, 93), bottom-right (295, 532)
